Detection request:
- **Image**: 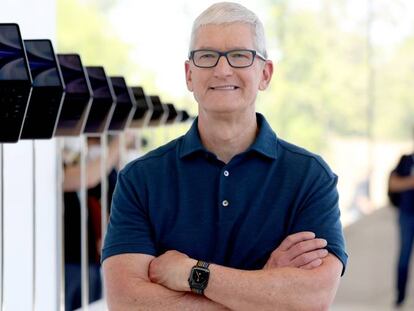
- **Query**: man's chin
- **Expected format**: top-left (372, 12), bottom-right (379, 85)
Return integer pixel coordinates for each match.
top-left (200, 105), bottom-right (247, 116)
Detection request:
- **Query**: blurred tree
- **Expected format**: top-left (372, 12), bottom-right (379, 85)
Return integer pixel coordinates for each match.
top-left (260, 0), bottom-right (369, 152)
top-left (57, 0), bottom-right (173, 149)
top-left (375, 34), bottom-right (414, 140)
top-left (57, 0), bottom-right (144, 80)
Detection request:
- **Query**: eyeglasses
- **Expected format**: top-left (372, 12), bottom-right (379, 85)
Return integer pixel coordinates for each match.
top-left (189, 49), bottom-right (266, 68)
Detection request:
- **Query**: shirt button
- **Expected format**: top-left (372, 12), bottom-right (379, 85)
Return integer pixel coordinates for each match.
top-left (222, 200), bottom-right (229, 207)
top-left (223, 170), bottom-right (229, 177)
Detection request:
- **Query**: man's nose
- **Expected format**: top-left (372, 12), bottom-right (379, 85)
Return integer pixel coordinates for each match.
top-left (213, 55), bottom-right (233, 77)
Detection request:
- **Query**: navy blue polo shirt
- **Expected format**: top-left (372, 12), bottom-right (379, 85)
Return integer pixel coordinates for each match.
top-left (102, 113), bottom-right (348, 273)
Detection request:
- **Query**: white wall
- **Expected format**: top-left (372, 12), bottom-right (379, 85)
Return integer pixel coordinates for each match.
top-left (0, 1), bottom-right (58, 310)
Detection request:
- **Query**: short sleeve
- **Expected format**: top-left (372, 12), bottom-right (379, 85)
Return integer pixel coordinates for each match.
top-left (101, 169), bottom-right (156, 262)
top-left (291, 170), bottom-right (348, 276)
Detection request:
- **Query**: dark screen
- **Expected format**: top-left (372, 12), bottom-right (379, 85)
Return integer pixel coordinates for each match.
top-left (179, 110), bottom-right (191, 122)
top-left (132, 87), bottom-right (148, 108)
top-left (24, 40), bottom-right (62, 87)
top-left (166, 104), bottom-right (178, 123)
top-left (149, 96), bottom-right (164, 121)
top-left (57, 54), bottom-right (89, 94)
top-left (108, 77), bottom-right (134, 131)
top-left (111, 77), bottom-right (131, 104)
top-left (86, 66), bottom-right (112, 99)
top-left (0, 24), bottom-right (30, 81)
top-left (84, 66), bottom-right (114, 133)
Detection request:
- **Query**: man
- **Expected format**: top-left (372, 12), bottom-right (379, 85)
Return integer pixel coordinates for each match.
top-left (102, 2), bottom-right (347, 310)
top-left (389, 153), bottom-right (414, 307)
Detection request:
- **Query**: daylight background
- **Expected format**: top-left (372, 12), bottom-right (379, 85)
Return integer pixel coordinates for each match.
top-left (4, 1), bottom-right (414, 310)
top-left (56, 0), bottom-right (414, 226)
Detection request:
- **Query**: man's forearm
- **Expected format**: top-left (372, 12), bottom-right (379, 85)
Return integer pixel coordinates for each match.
top-left (104, 254), bottom-right (229, 311)
top-left (204, 255), bottom-right (341, 311)
top-left (389, 174), bottom-right (414, 192)
top-left (149, 236), bottom-right (340, 311)
top-left (107, 278), bottom-right (228, 311)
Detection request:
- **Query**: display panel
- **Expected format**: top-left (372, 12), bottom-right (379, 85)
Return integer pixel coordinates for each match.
top-left (23, 39), bottom-right (61, 87)
top-left (55, 54), bottom-right (92, 136)
top-left (57, 54), bottom-right (89, 95)
top-left (84, 66), bottom-right (115, 134)
top-left (0, 23), bottom-right (30, 81)
top-left (0, 23), bottom-right (32, 143)
top-left (165, 103), bottom-right (178, 124)
top-left (86, 66), bottom-right (112, 99)
top-left (20, 39), bottom-right (65, 139)
top-left (148, 95), bottom-right (167, 126)
top-left (107, 77), bottom-right (135, 132)
top-left (129, 86), bottom-right (153, 128)
top-left (177, 110), bottom-right (191, 123)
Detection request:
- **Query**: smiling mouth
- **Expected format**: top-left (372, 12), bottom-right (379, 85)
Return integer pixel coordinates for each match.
top-left (209, 85), bottom-right (239, 90)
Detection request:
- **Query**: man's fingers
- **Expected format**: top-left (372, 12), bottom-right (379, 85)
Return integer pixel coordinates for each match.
top-left (278, 231), bottom-right (316, 251)
top-left (292, 249), bottom-right (328, 267)
top-left (299, 258), bottom-right (323, 270)
top-left (287, 238), bottom-right (327, 260)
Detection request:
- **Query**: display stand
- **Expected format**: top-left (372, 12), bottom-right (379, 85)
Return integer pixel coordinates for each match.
top-left (79, 135), bottom-right (89, 310)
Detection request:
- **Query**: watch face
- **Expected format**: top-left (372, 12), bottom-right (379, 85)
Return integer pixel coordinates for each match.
top-left (190, 267), bottom-right (210, 288)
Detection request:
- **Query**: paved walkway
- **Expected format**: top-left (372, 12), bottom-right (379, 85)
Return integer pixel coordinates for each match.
top-left (332, 207), bottom-right (414, 310)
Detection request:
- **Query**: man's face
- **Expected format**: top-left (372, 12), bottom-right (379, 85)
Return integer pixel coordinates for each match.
top-left (185, 23), bottom-right (273, 116)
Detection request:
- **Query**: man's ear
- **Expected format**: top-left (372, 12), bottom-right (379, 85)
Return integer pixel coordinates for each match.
top-left (185, 60), bottom-right (193, 92)
top-left (259, 60), bottom-right (274, 91)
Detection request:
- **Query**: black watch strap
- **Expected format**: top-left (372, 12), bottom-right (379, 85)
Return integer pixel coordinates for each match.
top-left (196, 260), bottom-right (210, 269)
top-left (191, 287), bottom-right (204, 294)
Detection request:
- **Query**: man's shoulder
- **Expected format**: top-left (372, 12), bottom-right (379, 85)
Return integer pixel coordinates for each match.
top-left (121, 136), bottom-right (183, 175)
top-left (277, 139), bottom-right (335, 178)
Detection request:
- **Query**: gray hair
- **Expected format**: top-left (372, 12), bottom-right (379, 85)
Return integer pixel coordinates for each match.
top-left (189, 2), bottom-right (268, 59)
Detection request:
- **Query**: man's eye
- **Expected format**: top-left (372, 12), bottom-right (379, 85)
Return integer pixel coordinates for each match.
top-left (199, 53), bottom-right (216, 59)
top-left (230, 52), bottom-right (249, 59)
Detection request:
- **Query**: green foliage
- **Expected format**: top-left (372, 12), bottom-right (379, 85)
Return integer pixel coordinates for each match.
top-left (375, 35), bottom-right (414, 139)
top-left (56, 0), bottom-right (137, 77)
top-left (260, 2), bottom-right (370, 152)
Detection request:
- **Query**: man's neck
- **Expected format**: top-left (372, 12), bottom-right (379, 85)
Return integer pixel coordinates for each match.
top-left (198, 112), bottom-right (258, 164)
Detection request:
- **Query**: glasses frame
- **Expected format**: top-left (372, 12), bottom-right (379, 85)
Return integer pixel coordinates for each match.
top-left (188, 49), bottom-right (267, 68)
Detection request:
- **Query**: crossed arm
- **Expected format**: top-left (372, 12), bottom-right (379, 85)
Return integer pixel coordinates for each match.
top-left (389, 172), bottom-right (414, 192)
top-left (103, 232), bottom-right (343, 311)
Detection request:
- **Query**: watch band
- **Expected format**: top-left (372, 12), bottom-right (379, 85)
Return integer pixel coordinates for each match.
top-left (191, 288), bottom-right (204, 294)
top-left (196, 260), bottom-right (210, 269)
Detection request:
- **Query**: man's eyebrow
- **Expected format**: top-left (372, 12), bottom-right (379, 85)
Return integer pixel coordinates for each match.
top-left (195, 46), bottom-right (251, 51)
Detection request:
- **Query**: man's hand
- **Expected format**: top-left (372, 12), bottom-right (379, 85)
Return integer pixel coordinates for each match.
top-left (149, 250), bottom-right (197, 292)
top-left (263, 231), bottom-right (328, 270)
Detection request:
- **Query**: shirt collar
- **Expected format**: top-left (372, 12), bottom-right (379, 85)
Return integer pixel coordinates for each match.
top-left (179, 118), bottom-right (206, 158)
top-left (179, 113), bottom-right (278, 160)
top-left (247, 113), bottom-right (278, 160)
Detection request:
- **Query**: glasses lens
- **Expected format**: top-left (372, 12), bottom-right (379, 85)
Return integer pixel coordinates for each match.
top-left (227, 50), bottom-right (254, 67)
top-left (193, 50), bottom-right (219, 67)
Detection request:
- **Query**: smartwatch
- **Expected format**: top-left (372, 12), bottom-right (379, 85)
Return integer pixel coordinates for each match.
top-left (188, 260), bottom-right (210, 294)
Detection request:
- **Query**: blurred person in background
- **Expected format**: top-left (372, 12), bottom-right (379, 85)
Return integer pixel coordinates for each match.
top-left (389, 150), bottom-right (414, 307)
top-left (63, 136), bottom-right (119, 310)
top-left (102, 2), bottom-right (347, 310)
